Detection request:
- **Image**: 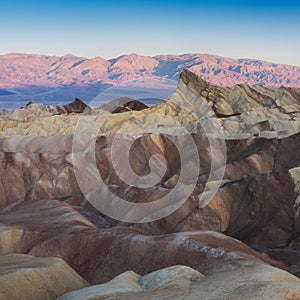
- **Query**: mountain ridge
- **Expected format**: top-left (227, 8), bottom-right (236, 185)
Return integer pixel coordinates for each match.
top-left (0, 52), bottom-right (299, 89)
top-left (0, 52), bottom-right (299, 109)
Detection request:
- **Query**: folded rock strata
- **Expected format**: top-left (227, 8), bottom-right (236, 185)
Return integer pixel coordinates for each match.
top-left (1, 70), bottom-right (300, 297)
top-left (0, 199), bottom-right (280, 284)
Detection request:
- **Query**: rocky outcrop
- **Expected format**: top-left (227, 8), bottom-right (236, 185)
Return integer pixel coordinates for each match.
top-left (0, 226), bottom-right (23, 255)
top-left (54, 98), bottom-right (90, 114)
top-left (0, 254), bottom-right (88, 300)
top-left (0, 199), bottom-right (280, 284)
top-left (0, 98), bottom-right (90, 122)
top-left (111, 99), bottom-right (148, 113)
top-left (1, 70), bottom-right (300, 137)
top-left (0, 123), bottom-right (299, 250)
top-left (59, 264), bottom-right (300, 300)
top-left (59, 271), bottom-right (143, 300)
top-left (99, 97), bottom-right (149, 113)
top-left (180, 69), bottom-right (300, 116)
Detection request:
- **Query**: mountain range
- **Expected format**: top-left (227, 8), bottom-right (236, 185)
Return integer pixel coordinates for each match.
top-left (0, 52), bottom-right (299, 108)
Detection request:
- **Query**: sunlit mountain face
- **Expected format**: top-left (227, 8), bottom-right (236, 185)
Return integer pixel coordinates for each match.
top-left (0, 52), bottom-right (299, 109)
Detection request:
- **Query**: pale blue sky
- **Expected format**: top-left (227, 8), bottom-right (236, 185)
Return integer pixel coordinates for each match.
top-left (0, 0), bottom-right (299, 65)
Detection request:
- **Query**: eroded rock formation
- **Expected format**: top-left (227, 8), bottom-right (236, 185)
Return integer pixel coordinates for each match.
top-left (58, 265), bottom-right (300, 300)
top-left (0, 254), bottom-right (88, 300)
top-left (1, 70), bottom-right (300, 298)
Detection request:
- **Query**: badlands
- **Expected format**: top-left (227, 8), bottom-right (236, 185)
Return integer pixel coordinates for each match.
top-left (0, 70), bottom-right (300, 299)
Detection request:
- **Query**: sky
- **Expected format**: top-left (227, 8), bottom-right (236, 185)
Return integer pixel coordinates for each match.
top-left (0, 0), bottom-right (299, 65)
